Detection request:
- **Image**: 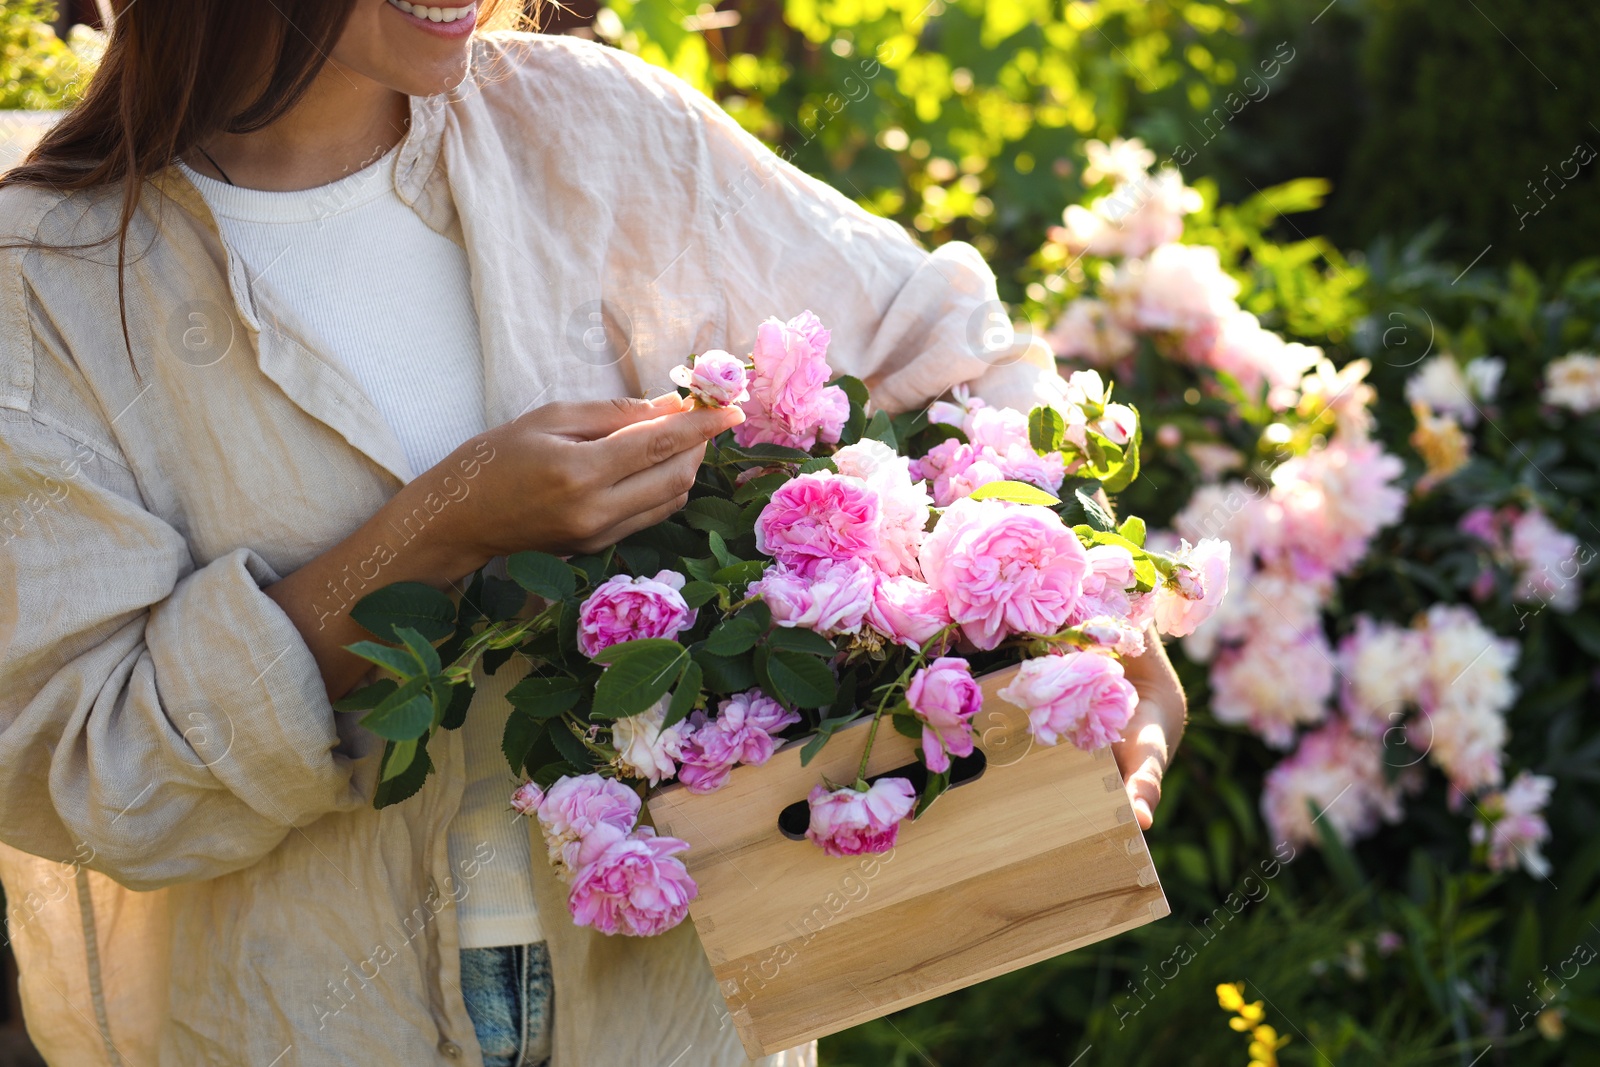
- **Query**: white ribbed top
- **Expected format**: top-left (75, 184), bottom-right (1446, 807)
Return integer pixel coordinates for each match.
top-left (179, 149), bottom-right (542, 949)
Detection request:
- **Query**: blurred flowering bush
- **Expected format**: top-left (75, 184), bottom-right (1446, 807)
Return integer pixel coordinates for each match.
top-left (598, 6), bottom-right (1600, 1064)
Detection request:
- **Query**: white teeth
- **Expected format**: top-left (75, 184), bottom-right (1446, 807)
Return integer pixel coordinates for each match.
top-left (387, 0), bottom-right (474, 23)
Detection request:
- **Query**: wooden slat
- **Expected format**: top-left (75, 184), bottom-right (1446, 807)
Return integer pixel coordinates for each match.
top-left (646, 663), bottom-right (1168, 1057)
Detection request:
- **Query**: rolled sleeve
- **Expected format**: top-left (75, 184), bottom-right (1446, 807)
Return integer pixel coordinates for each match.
top-left (681, 82), bottom-right (1069, 413)
top-left (0, 409), bottom-right (367, 891)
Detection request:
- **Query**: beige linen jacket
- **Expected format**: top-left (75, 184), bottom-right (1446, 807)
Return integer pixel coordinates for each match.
top-left (0, 32), bottom-right (1066, 1067)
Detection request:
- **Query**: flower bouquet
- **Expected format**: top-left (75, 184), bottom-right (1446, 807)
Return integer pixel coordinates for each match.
top-left (336, 311), bottom-right (1227, 996)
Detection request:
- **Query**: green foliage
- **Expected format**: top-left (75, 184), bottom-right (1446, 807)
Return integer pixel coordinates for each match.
top-left (602, 0), bottom-right (1320, 302)
top-left (1338, 0), bottom-right (1600, 270)
top-left (1, 3), bottom-right (92, 110)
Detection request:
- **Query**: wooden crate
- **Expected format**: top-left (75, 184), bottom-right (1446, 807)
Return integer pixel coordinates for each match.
top-left (646, 663), bottom-right (1169, 1058)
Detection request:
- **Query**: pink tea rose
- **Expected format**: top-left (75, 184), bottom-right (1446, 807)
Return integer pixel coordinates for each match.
top-left (1151, 538), bottom-right (1231, 638)
top-left (678, 689), bottom-right (800, 794)
top-left (1069, 543), bottom-right (1139, 624)
top-left (916, 439), bottom-right (1006, 507)
top-left (670, 349), bottom-right (749, 408)
top-left (1470, 771), bottom-right (1554, 878)
top-left (1098, 403), bottom-right (1138, 446)
top-left (906, 658), bottom-right (983, 773)
top-left (509, 780), bottom-right (545, 817)
top-left (610, 703), bottom-right (686, 786)
top-left (733, 310), bottom-right (850, 450)
top-left (1077, 616), bottom-right (1146, 657)
top-left (578, 570), bottom-right (696, 659)
top-left (965, 406), bottom-right (1032, 454)
top-left (1261, 720), bottom-right (1404, 848)
top-left (804, 778), bottom-right (917, 857)
top-left (536, 774), bottom-right (641, 873)
top-left (754, 471), bottom-right (883, 571)
top-left (833, 439), bottom-right (933, 577)
top-left (1509, 506), bottom-right (1581, 612)
top-left (997, 651), bottom-right (1137, 750)
top-left (750, 558), bottom-right (874, 637)
top-left (567, 827), bottom-right (698, 937)
top-left (866, 575), bottom-right (954, 652)
top-left (918, 497), bottom-right (1090, 650)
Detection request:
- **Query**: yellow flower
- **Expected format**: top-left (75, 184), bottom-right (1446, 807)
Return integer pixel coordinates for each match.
top-left (1216, 981), bottom-right (1246, 1012)
top-left (1216, 982), bottom-right (1291, 1067)
top-left (1410, 401), bottom-right (1470, 491)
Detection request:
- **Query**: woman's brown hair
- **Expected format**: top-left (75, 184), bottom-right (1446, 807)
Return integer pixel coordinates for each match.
top-left (0, 0), bottom-right (522, 365)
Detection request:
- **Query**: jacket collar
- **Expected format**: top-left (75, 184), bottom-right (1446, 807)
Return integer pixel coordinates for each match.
top-left (153, 92), bottom-right (463, 489)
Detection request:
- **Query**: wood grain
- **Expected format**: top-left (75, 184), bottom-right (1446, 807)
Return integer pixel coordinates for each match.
top-left (647, 663), bottom-right (1168, 1058)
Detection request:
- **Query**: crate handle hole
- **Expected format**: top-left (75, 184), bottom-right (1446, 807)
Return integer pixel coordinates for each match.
top-left (775, 748), bottom-right (988, 841)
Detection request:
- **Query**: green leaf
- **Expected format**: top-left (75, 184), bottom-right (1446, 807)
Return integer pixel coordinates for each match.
top-left (345, 640), bottom-right (420, 679)
top-left (693, 646), bottom-right (757, 693)
top-left (374, 735), bottom-right (432, 805)
top-left (740, 442), bottom-right (815, 462)
top-left (479, 575), bottom-right (529, 621)
top-left (592, 642), bottom-right (689, 718)
top-left (891, 407), bottom-right (930, 444)
top-left (531, 761), bottom-right (576, 789)
top-left (705, 616), bottom-right (763, 656)
top-left (683, 497), bottom-right (745, 537)
top-left (663, 660), bottom-right (704, 730)
top-left (968, 480), bottom-right (1062, 506)
top-left (393, 626), bottom-right (442, 676)
top-left (764, 648), bottom-right (837, 708)
top-left (892, 711), bottom-right (923, 740)
top-left (502, 711), bottom-right (546, 776)
top-left (568, 549), bottom-right (613, 586)
top-left (1102, 417), bottom-right (1141, 494)
top-left (732, 471), bottom-right (789, 503)
top-left (1028, 406), bottom-right (1065, 453)
top-left (800, 713), bottom-right (864, 764)
top-left (506, 675), bottom-right (585, 719)
top-left (765, 626), bottom-right (837, 657)
top-left (797, 457), bottom-right (838, 475)
top-left (549, 719), bottom-right (599, 768)
top-left (440, 680), bottom-right (472, 731)
top-left (713, 560), bottom-right (767, 587)
top-left (361, 687), bottom-right (434, 742)
top-left (707, 530), bottom-right (737, 569)
top-left (915, 766), bottom-right (950, 818)
top-left (615, 542), bottom-right (660, 576)
top-left (1075, 487), bottom-right (1117, 531)
top-left (1118, 515), bottom-right (1147, 547)
top-left (507, 551), bottom-right (577, 601)
top-left (334, 678), bottom-right (397, 713)
top-left (864, 409), bottom-right (898, 448)
top-left (589, 636), bottom-right (687, 666)
top-left (350, 582), bottom-right (456, 642)
top-left (556, 598), bottom-right (580, 655)
top-left (680, 555), bottom-right (720, 583)
top-left (680, 580), bottom-right (719, 609)
top-left (738, 599), bottom-right (772, 631)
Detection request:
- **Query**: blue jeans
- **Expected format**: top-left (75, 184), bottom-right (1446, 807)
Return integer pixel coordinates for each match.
top-left (459, 942), bottom-right (554, 1067)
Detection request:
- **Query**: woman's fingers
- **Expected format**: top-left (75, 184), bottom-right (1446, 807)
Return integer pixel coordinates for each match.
top-left (601, 439), bottom-right (706, 519)
top-left (525, 393), bottom-right (689, 440)
top-left (1114, 718), bottom-right (1171, 831)
top-left (599, 404), bottom-right (744, 476)
top-left (1114, 627), bottom-right (1187, 830)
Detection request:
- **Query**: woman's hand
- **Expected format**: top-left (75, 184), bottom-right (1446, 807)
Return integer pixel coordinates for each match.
top-left (266, 393), bottom-right (741, 700)
top-left (434, 394), bottom-right (744, 570)
top-left (1113, 627), bottom-right (1187, 831)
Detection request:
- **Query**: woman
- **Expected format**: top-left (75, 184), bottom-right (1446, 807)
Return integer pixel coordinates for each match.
top-left (0, 2), bottom-right (1187, 1064)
